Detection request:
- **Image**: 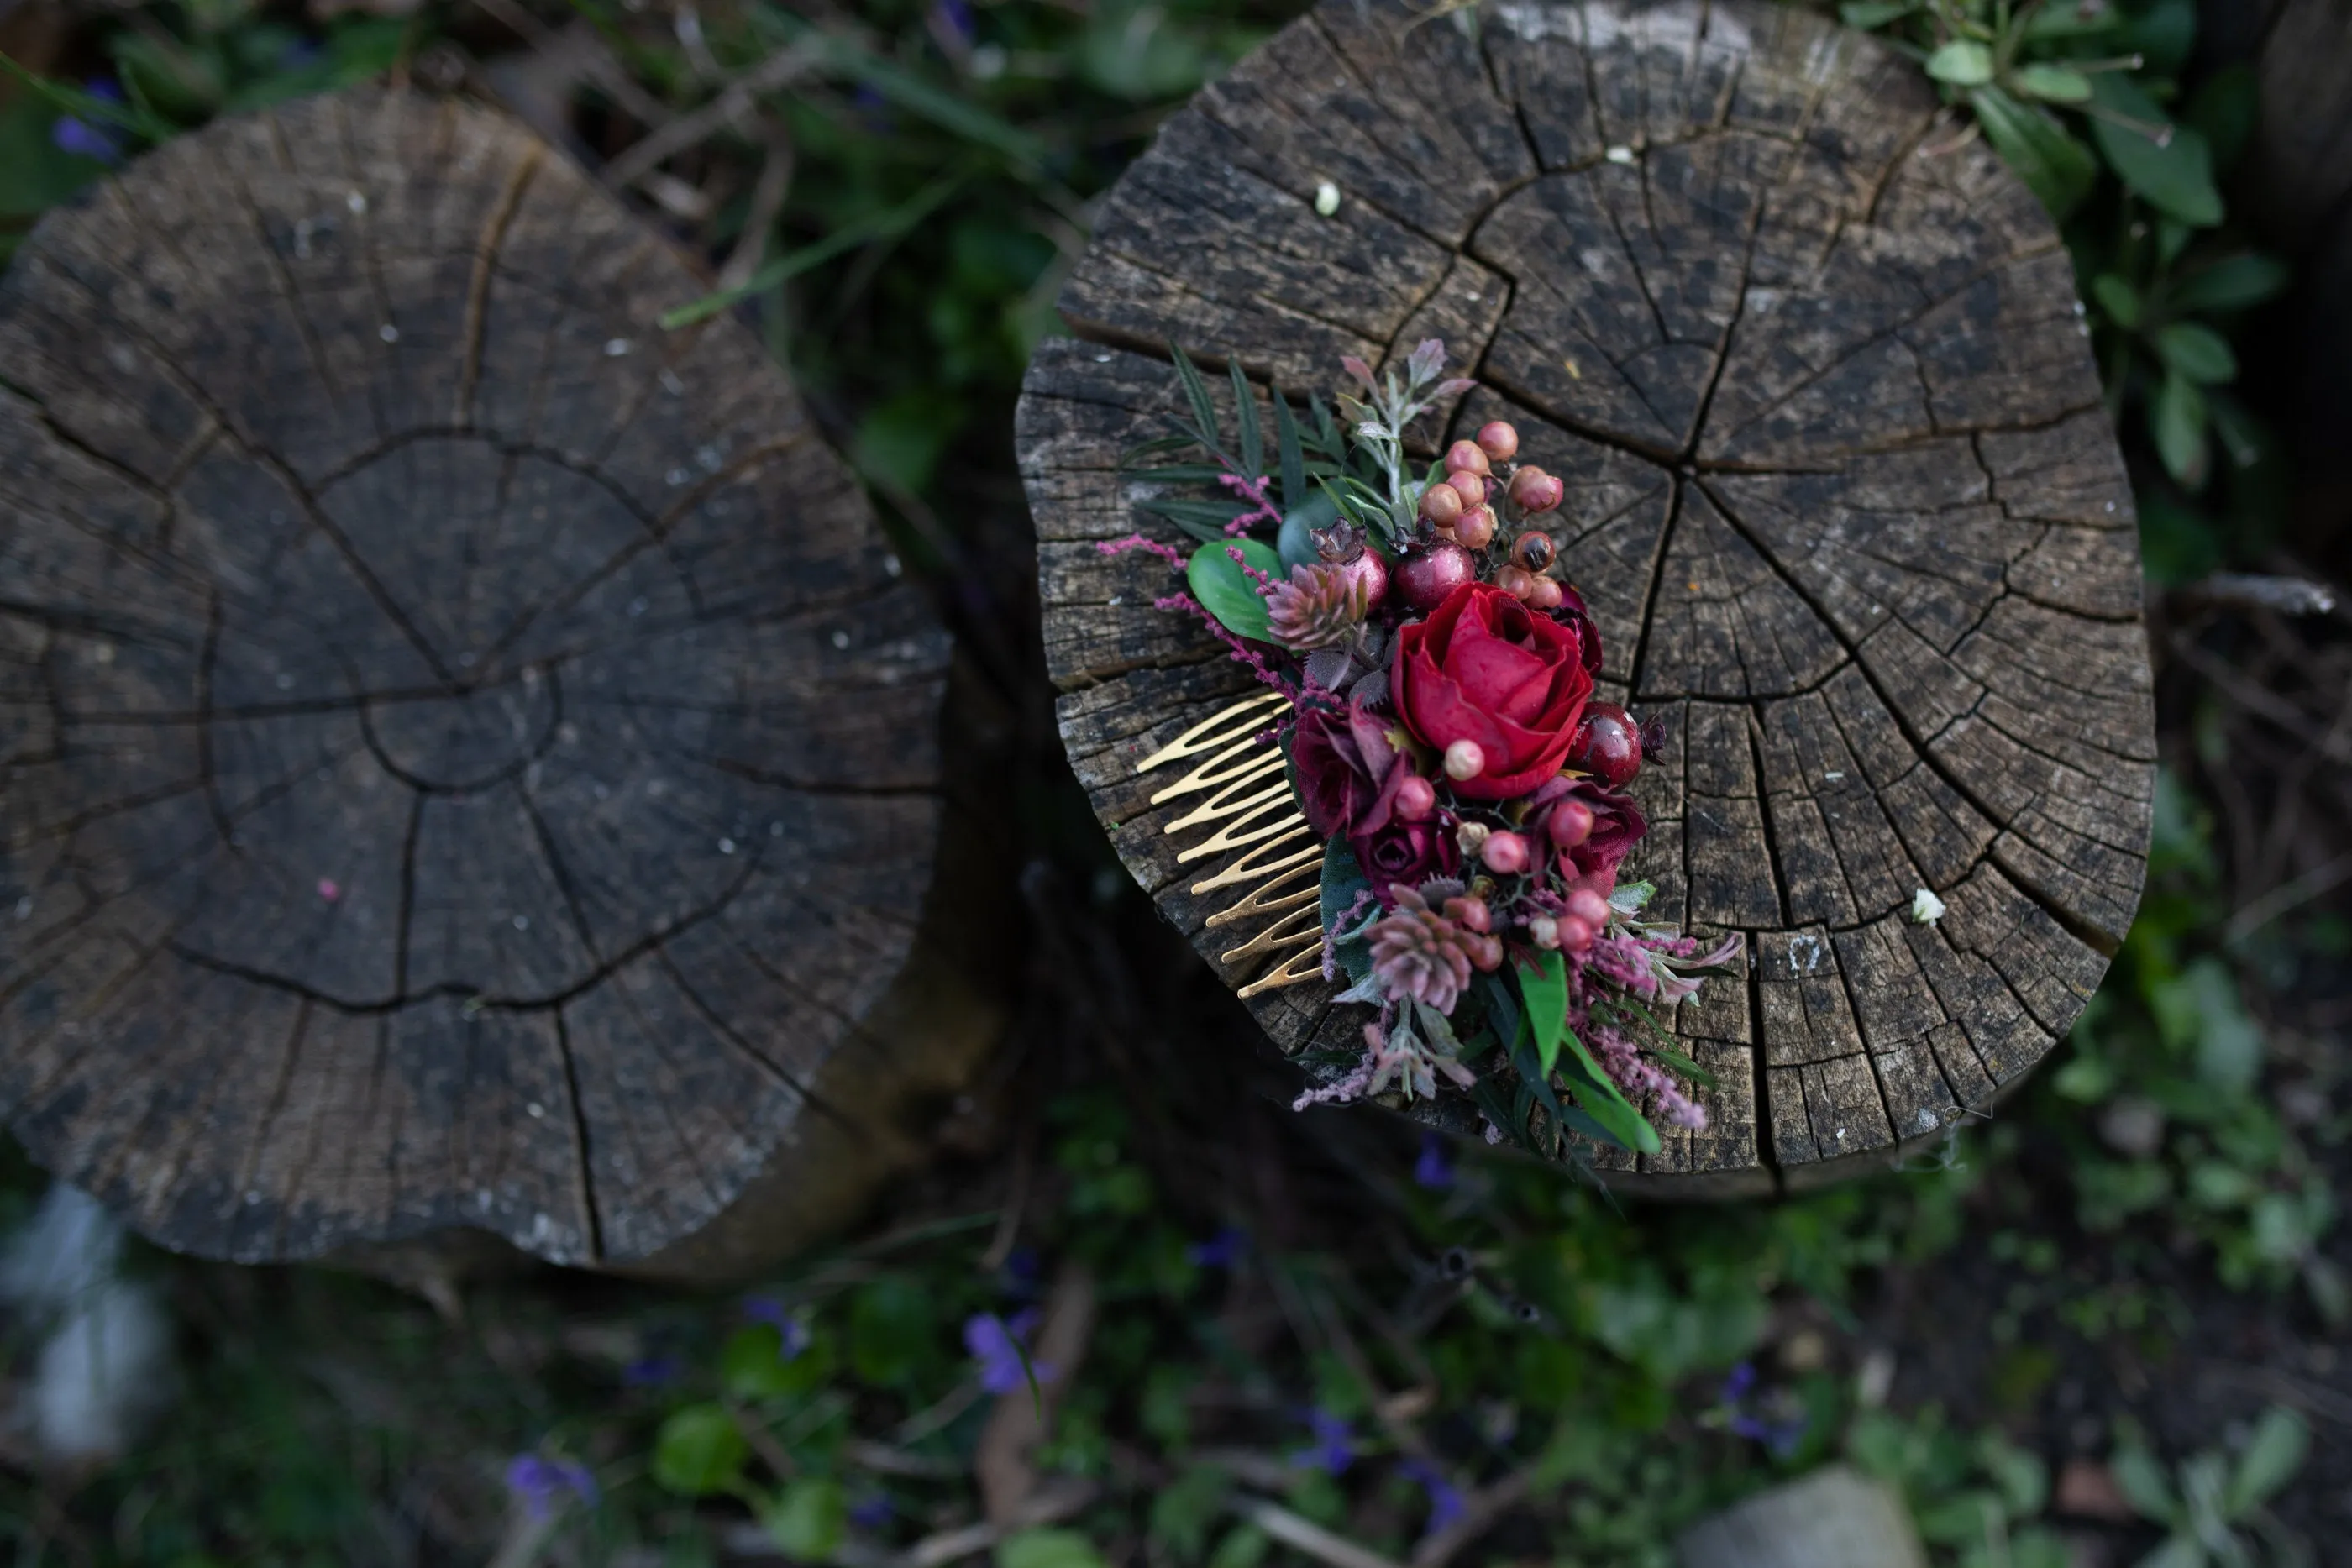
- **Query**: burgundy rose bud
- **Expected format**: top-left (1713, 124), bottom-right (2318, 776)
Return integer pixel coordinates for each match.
top-left (1567, 888), bottom-right (1611, 926)
top-left (1444, 439), bottom-right (1490, 476)
top-left (1546, 799), bottom-right (1594, 847)
top-left (1476, 421), bottom-right (1520, 463)
top-left (1527, 576), bottom-right (1564, 611)
top-left (1443, 738), bottom-right (1486, 781)
top-left (1395, 774), bottom-right (1437, 821)
top-left (1420, 483), bottom-right (1463, 527)
top-left (1442, 894), bottom-right (1491, 934)
top-left (1567, 703), bottom-right (1642, 790)
top-left (1466, 931), bottom-right (1504, 972)
top-left (1556, 915), bottom-right (1597, 952)
top-left (1481, 831), bottom-right (1530, 875)
top-left (1507, 466), bottom-right (1563, 514)
top-left (1510, 531), bottom-right (1556, 573)
top-left (1396, 541), bottom-right (1475, 612)
top-left (1528, 915), bottom-right (1561, 950)
top-left (1447, 469), bottom-right (1488, 507)
top-left (1641, 711), bottom-right (1671, 762)
top-left (1454, 506), bottom-right (1496, 551)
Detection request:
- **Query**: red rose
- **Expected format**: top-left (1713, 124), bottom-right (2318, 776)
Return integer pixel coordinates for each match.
top-left (1350, 815), bottom-right (1461, 903)
top-left (1392, 582), bottom-right (1594, 800)
top-left (1291, 701), bottom-right (1406, 839)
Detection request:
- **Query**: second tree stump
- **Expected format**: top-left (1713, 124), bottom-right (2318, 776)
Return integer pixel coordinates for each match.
top-left (1019, 0), bottom-right (2154, 1194)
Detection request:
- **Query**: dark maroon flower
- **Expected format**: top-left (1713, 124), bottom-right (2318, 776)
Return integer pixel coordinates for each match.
top-left (1291, 701), bottom-right (1406, 839)
top-left (1352, 815), bottom-right (1462, 905)
top-left (1525, 775), bottom-right (1646, 881)
top-left (1393, 582), bottom-right (1594, 801)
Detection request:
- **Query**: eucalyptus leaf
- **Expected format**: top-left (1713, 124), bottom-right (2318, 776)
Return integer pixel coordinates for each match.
top-left (2089, 75), bottom-right (2222, 228)
top-left (1970, 87), bottom-right (2097, 219)
top-left (1186, 538), bottom-right (1280, 642)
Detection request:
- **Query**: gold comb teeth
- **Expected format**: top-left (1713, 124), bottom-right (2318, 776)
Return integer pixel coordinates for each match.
top-left (1136, 690), bottom-right (1324, 998)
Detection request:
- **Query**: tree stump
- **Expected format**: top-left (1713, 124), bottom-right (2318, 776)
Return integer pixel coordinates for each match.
top-left (0, 87), bottom-right (1006, 1280)
top-left (1018, 0), bottom-right (2155, 1195)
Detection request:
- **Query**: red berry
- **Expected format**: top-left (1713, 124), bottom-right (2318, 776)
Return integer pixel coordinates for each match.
top-left (1509, 467), bottom-right (1564, 515)
top-left (1395, 774), bottom-right (1437, 821)
top-left (1337, 547), bottom-right (1388, 612)
top-left (1494, 564), bottom-right (1536, 599)
top-left (1476, 421), bottom-right (1520, 463)
top-left (1396, 541), bottom-right (1475, 611)
top-left (1420, 482), bottom-right (1462, 527)
top-left (1557, 915), bottom-right (1597, 952)
top-left (1546, 800), bottom-right (1593, 847)
top-left (1567, 703), bottom-right (1642, 789)
top-left (1444, 439), bottom-right (1490, 475)
top-left (1509, 531), bottom-right (1555, 572)
top-left (1481, 831), bottom-right (1530, 875)
top-left (1567, 888), bottom-right (1611, 926)
top-left (1526, 576), bottom-right (1564, 611)
top-left (1454, 506), bottom-right (1496, 550)
top-left (1442, 895), bottom-right (1492, 933)
top-left (1447, 469), bottom-right (1488, 507)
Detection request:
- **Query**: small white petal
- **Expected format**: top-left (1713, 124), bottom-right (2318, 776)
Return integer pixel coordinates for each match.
top-left (1909, 887), bottom-right (1947, 925)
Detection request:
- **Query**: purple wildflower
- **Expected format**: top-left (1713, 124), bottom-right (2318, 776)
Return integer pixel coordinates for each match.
top-left (964, 1310), bottom-right (1050, 1395)
top-left (1717, 1361), bottom-right (1807, 1458)
top-left (1398, 1458), bottom-right (1467, 1537)
top-left (931, 0), bottom-right (976, 47)
top-left (743, 1296), bottom-right (811, 1358)
top-left (1001, 1245), bottom-right (1043, 1296)
top-left (1291, 1408), bottom-right (1355, 1475)
top-left (850, 1493), bottom-right (895, 1530)
top-left (1413, 1132), bottom-right (1455, 1190)
top-left (622, 1353), bottom-right (683, 1387)
top-left (52, 81), bottom-right (125, 165)
top-left (1188, 1226), bottom-right (1247, 1268)
top-left (505, 1454), bottom-right (598, 1519)
top-left (280, 38), bottom-right (324, 68)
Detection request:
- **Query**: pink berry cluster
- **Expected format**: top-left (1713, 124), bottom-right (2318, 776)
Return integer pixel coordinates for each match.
top-left (1393, 419), bottom-right (1570, 616)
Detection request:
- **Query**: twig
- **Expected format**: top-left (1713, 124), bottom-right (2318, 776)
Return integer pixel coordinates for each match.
top-left (895, 1479), bottom-right (1097, 1568)
top-left (730, 1400), bottom-right (800, 1481)
top-left (717, 128), bottom-right (797, 293)
top-left (975, 1265), bottom-right (1098, 1523)
top-left (2171, 573), bottom-right (2340, 618)
top-left (604, 42), bottom-right (825, 187)
top-left (2168, 635), bottom-right (2352, 763)
top-left (844, 1439), bottom-right (965, 1478)
top-left (1231, 1496), bottom-right (1404, 1568)
top-left (1410, 1462), bottom-right (1540, 1568)
top-left (2227, 852), bottom-right (2352, 944)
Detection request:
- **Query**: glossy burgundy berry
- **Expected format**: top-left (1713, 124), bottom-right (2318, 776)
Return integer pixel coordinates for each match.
top-left (1453, 506), bottom-right (1496, 551)
top-left (1420, 482), bottom-right (1463, 527)
top-left (1396, 540), bottom-right (1475, 612)
top-left (1480, 831), bottom-right (1530, 875)
top-left (1567, 702), bottom-right (1642, 789)
top-left (1566, 888), bottom-right (1611, 927)
top-left (1476, 421), bottom-right (1520, 463)
top-left (1394, 774), bottom-right (1437, 821)
top-left (1546, 799), bottom-right (1594, 848)
top-left (1336, 547), bottom-right (1388, 612)
top-left (1507, 466), bottom-right (1563, 515)
top-left (1443, 439), bottom-right (1491, 476)
top-left (1509, 531), bottom-right (1555, 573)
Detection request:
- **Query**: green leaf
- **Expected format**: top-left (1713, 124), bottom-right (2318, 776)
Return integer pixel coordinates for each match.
top-left (1925, 40), bottom-right (1994, 87)
top-left (1640, 1041), bottom-right (1719, 1092)
top-left (2187, 62), bottom-right (2258, 172)
top-left (2089, 75), bottom-right (2223, 228)
top-left (722, 1324), bottom-right (827, 1400)
top-left (1149, 1466), bottom-right (1234, 1560)
top-left (2109, 1443), bottom-right (2179, 1525)
top-left (996, 1529), bottom-right (1110, 1568)
top-left (1185, 538), bottom-right (1280, 642)
top-left (1273, 390), bottom-right (1308, 514)
top-left (1837, 1), bottom-right (1919, 27)
top-left (2166, 254), bottom-right (2289, 313)
top-left (2114, 0), bottom-right (2195, 77)
top-left (764, 1477), bottom-right (849, 1560)
top-left (1970, 87), bottom-right (2097, 219)
top-left (2150, 370), bottom-right (2209, 490)
top-left (1319, 840), bottom-right (1374, 983)
top-left (1229, 361), bottom-right (1263, 481)
top-left (1517, 953), bottom-right (1660, 1154)
top-left (652, 1404), bottom-right (749, 1497)
top-left (2154, 323), bottom-right (2236, 385)
top-left (2090, 274), bottom-right (2141, 329)
top-left (661, 176), bottom-right (963, 327)
top-left (1171, 345), bottom-right (1222, 460)
top-left (2010, 64), bottom-right (2091, 104)
top-left (2224, 1406), bottom-right (2308, 1516)
top-left (1277, 489), bottom-right (1337, 572)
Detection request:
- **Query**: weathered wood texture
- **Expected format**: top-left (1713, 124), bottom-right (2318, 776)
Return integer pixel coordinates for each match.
top-left (1017, 0), bottom-right (2154, 1195)
top-left (0, 87), bottom-right (1005, 1279)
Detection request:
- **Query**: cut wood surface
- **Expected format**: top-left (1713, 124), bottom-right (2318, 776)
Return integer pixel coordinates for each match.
top-left (1017, 0), bottom-right (2155, 1194)
top-left (0, 87), bottom-right (1003, 1278)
